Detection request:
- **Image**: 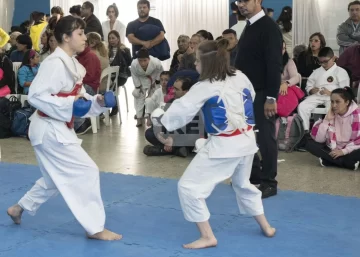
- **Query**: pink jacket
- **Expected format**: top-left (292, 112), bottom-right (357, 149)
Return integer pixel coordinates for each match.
top-left (311, 102), bottom-right (360, 155)
top-left (282, 59), bottom-right (300, 85)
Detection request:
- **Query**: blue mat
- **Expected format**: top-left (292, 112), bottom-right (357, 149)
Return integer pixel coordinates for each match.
top-left (0, 162), bottom-right (359, 257)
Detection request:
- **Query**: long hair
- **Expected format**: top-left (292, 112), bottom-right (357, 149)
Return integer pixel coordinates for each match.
top-left (305, 32), bottom-right (326, 66)
top-left (198, 39), bottom-right (236, 82)
top-left (108, 30), bottom-right (126, 57)
top-left (282, 41), bottom-right (290, 73)
top-left (40, 31), bottom-right (52, 54)
top-left (87, 32), bottom-right (108, 58)
top-left (277, 6), bottom-right (292, 33)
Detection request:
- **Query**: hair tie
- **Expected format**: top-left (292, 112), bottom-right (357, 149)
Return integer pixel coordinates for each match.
top-left (29, 50), bottom-right (36, 59)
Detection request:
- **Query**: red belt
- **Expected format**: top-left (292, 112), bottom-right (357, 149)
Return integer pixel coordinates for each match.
top-left (215, 125), bottom-right (253, 137)
top-left (37, 110), bottom-right (74, 129)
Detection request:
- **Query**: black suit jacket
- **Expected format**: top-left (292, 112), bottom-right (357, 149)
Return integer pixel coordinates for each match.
top-left (85, 14), bottom-right (104, 39)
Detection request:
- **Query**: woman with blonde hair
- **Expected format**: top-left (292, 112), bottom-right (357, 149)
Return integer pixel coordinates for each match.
top-left (86, 32), bottom-right (110, 92)
top-left (87, 32), bottom-right (109, 71)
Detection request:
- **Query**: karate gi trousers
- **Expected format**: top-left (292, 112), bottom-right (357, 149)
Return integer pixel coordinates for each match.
top-left (178, 149), bottom-right (264, 223)
top-left (18, 125), bottom-right (105, 235)
top-left (298, 94), bottom-right (331, 130)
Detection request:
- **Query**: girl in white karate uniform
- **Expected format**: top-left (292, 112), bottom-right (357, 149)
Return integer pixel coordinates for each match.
top-left (7, 16), bottom-right (121, 241)
top-left (161, 39), bottom-right (275, 249)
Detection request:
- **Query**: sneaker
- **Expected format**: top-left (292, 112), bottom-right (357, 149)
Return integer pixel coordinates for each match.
top-left (319, 158), bottom-right (325, 167)
top-left (354, 161), bottom-right (359, 171)
top-left (110, 106), bottom-right (118, 116)
top-left (175, 147), bottom-right (188, 157)
top-left (76, 119), bottom-right (92, 135)
top-left (143, 145), bottom-right (166, 156)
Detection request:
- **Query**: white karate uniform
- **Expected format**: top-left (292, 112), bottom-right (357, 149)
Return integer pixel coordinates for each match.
top-left (131, 56), bottom-right (163, 118)
top-left (102, 20), bottom-right (126, 44)
top-left (161, 71), bottom-right (264, 223)
top-left (145, 87), bottom-right (165, 116)
top-left (18, 47), bottom-right (108, 236)
top-left (298, 64), bottom-right (350, 130)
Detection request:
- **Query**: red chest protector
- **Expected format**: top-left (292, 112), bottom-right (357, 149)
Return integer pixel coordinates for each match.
top-left (37, 83), bottom-right (83, 129)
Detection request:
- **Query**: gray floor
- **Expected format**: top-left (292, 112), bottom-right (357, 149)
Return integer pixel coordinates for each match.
top-left (1, 84), bottom-right (360, 198)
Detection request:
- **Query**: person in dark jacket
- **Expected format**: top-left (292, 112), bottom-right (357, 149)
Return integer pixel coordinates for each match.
top-left (108, 30), bottom-right (132, 116)
top-left (235, 0), bottom-right (283, 199)
top-left (143, 77), bottom-right (204, 157)
top-left (222, 29), bottom-right (238, 66)
top-left (81, 1), bottom-right (103, 39)
top-left (169, 35), bottom-right (190, 74)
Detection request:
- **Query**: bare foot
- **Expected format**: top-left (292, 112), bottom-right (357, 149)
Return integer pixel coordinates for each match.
top-left (7, 204), bottom-right (23, 225)
top-left (87, 229), bottom-right (122, 241)
top-left (183, 237), bottom-right (218, 249)
top-left (262, 226), bottom-right (276, 237)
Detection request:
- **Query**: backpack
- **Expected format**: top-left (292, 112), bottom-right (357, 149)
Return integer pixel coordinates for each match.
top-left (0, 111), bottom-right (12, 138)
top-left (0, 55), bottom-right (16, 93)
top-left (275, 114), bottom-right (305, 152)
top-left (7, 95), bottom-right (22, 120)
top-left (11, 107), bottom-right (35, 137)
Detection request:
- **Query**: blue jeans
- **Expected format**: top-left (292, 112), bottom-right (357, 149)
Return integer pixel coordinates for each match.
top-left (74, 84), bottom-right (96, 131)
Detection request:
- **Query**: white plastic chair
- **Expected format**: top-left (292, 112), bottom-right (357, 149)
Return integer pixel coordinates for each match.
top-left (90, 87), bottom-right (101, 134)
top-left (101, 66), bottom-right (121, 124)
top-left (119, 80), bottom-right (129, 113)
top-left (12, 62), bottom-right (21, 94)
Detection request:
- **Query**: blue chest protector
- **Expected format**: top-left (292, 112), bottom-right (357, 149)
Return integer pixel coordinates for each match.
top-left (201, 88), bottom-right (255, 134)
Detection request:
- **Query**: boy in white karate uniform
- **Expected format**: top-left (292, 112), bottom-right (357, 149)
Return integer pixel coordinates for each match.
top-left (160, 39), bottom-right (275, 249)
top-left (131, 48), bottom-right (163, 127)
top-left (7, 16), bottom-right (121, 241)
top-left (298, 47), bottom-right (350, 131)
top-left (144, 71), bottom-right (170, 125)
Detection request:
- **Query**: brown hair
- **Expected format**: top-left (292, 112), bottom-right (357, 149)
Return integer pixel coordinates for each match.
top-left (86, 32), bottom-right (108, 58)
top-left (108, 30), bottom-right (127, 59)
top-left (198, 39), bottom-right (236, 82)
top-left (306, 32), bottom-right (326, 66)
top-left (106, 3), bottom-right (119, 18)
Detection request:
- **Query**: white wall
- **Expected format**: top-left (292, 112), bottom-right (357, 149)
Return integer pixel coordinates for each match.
top-left (317, 0), bottom-right (352, 53)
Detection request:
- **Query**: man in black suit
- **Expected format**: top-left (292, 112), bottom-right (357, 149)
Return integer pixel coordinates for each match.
top-left (235, 0), bottom-right (282, 198)
top-left (80, 1), bottom-right (103, 39)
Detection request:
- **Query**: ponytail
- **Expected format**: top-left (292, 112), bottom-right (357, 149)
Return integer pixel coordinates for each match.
top-left (216, 38), bottom-right (230, 59)
top-left (198, 39), bottom-right (236, 82)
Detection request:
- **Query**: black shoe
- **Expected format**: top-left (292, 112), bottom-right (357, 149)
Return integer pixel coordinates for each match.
top-left (259, 184), bottom-right (277, 199)
top-left (75, 119), bottom-right (92, 135)
top-left (110, 106), bottom-right (118, 116)
top-left (143, 145), bottom-right (167, 156)
top-left (175, 147), bottom-right (188, 157)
